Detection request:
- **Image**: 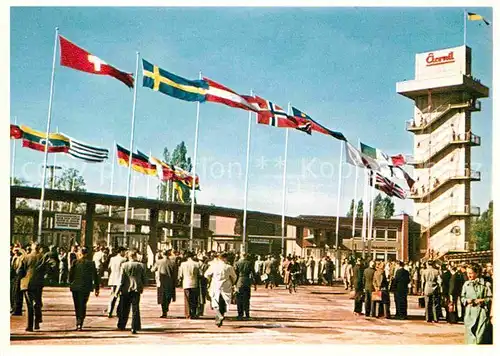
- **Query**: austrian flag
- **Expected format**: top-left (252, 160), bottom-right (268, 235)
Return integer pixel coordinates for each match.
top-left (203, 77), bottom-right (258, 112)
top-left (59, 36), bottom-right (134, 88)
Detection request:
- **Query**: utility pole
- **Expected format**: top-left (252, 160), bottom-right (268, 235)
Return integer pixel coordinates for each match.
top-left (43, 164), bottom-right (62, 229)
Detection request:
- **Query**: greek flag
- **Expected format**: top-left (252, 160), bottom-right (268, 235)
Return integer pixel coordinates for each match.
top-left (62, 133), bottom-right (109, 163)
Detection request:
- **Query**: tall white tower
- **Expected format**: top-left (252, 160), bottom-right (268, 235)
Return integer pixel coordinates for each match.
top-left (396, 45), bottom-right (489, 257)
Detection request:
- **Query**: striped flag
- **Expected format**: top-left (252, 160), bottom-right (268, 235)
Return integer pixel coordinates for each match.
top-left (203, 77), bottom-right (259, 112)
top-left (62, 133), bottom-right (109, 163)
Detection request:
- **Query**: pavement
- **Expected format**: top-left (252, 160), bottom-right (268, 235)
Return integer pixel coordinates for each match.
top-left (10, 284), bottom-right (465, 345)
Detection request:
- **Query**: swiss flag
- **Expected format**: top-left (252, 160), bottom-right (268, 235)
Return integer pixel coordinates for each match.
top-left (59, 35), bottom-right (134, 88)
top-left (10, 124), bottom-right (23, 139)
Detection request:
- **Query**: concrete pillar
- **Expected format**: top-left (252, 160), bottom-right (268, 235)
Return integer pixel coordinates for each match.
top-left (85, 202), bottom-right (95, 248)
top-left (149, 208), bottom-right (158, 258)
top-left (10, 196), bottom-right (16, 244)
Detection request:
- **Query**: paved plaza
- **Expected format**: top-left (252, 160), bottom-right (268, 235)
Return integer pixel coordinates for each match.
top-left (10, 284), bottom-right (465, 345)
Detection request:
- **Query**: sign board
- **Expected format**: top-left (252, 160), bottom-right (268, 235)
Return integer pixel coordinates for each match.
top-left (249, 238), bottom-right (270, 245)
top-left (54, 213), bottom-right (82, 230)
top-left (415, 45), bottom-right (468, 80)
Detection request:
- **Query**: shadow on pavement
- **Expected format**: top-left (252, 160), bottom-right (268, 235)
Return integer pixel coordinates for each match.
top-left (11, 335), bottom-right (135, 341)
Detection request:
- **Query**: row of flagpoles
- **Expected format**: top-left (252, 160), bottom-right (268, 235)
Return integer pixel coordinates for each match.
top-left (13, 27), bottom-right (419, 254)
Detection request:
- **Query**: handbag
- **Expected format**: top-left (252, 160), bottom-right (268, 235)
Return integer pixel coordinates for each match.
top-left (371, 291), bottom-right (382, 301)
top-left (348, 290), bottom-right (356, 299)
top-left (261, 273), bottom-right (269, 281)
top-left (418, 296), bottom-right (426, 308)
top-left (447, 302), bottom-right (455, 313)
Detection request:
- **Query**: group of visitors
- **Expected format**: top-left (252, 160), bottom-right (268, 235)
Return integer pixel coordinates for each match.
top-left (10, 243), bottom-right (493, 343)
top-left (346, 257), bottom-right (493, 344)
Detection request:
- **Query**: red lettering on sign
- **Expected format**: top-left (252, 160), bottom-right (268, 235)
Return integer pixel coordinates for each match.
top-left (425, 51), bottom-right (455, 66)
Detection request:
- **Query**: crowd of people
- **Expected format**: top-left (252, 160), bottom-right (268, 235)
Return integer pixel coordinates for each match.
top-left (344, 258), bottom-right (493, 344)
top-left (10, 242), bottom-right (493, 344)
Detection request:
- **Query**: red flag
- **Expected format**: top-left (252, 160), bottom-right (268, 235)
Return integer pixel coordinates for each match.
top-left (203, 77), bottom-right (258, 112)
top-left (10, 124), bottom-right (23, 139)
top-left (59, 36), bottom-right (134, 88)
top-left (391, 154), bottom-right (406, 167)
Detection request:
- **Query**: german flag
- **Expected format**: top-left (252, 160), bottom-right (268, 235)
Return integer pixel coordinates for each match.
top-left (116, 144), bottom-right (157, 176)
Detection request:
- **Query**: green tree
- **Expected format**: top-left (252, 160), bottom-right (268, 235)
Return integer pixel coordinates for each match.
top-left (373, 194), bottom-right (384, 219)
top-left (356, 199), bottom-right (364, 218)
top-left (381, 196), bottom-right (395, 218)
top-left (347, 199), bottom-right (355, 217)
top-left (470, 201), bottom-right (493, 251)
top-left (54, 168), bottom-right (86, 213)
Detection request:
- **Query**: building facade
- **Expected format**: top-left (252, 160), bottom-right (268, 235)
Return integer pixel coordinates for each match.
top-left (397, 45), bottom-right (489, 255)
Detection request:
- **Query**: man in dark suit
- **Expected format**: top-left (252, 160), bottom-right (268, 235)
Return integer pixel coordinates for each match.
top-left (234, 252), bottom-right (255, 320)
top-left (393, 261), bottom-right (411, 320)
top-left (117, 249), bottom-right (147, 334)
top-left (69, 247), bottom-right (100, 330)
top-left (440, 264), bottom-right (451, 322)
top-left (352, 258), bottom-right (365, 315)
top-left (448, 265), bottom-right (463, 324)
top-left (363, 260), bottom-right (376, 318)
top-left (17, 242), bottom-right (51, 331)
top-left (151, 249), bottom-right (178, 318)
top-left (10, 247), bottom-right (24, 316)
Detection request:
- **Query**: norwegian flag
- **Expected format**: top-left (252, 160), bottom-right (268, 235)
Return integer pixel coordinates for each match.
top-left (251, 96), bottom-right (298, 129)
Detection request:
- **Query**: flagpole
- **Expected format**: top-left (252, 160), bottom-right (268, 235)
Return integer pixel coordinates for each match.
top-left (334, 140), bottom-right (344, 276)
top-left (464, 9), bottom-right (467, 46)
top-left (37, 27), bottom-right (59, 242)
top-left (146, 149), bottom-right (151, 199)
top-left (360, 169), bottom-right (368, 258)
top-left (368, 175), bottom-right (375, 258)
top-left (241, 89), bottom-right (253, 253)
top-left (189, 71), bottom-right (202, 251)
top-left (351, 165), bottom-right (359, 240)
top-left (123, 51), bottom-right (140, 247)
top-left (11, 116), bottom-right (17, 186)
top-left (107, 141), bottom-right (116, 246)
top-left (280, 105), bottom-right (291, 255)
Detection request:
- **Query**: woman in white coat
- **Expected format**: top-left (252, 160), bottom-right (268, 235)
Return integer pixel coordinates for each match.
top-left (204, 252), bottom-right (237, 327)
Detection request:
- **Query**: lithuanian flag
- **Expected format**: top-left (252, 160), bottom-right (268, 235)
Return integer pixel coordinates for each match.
top-left (20, 125), bottom-right (70, 153)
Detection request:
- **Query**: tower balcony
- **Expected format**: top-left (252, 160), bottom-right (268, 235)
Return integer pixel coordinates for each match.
top-left (405, 100), bottom-right (481, 133)
top-left (408, 168), bottom-right (480, 201)
top-left (417, 204), bottom-right (480, 233)
top-left (407, 132), bottom-right (481, 167)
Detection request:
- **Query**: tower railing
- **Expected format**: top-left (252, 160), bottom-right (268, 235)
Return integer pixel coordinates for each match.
top-left (409, 169), bottom-right (481, 199)
top-left (409, 131), bottom-right (481, 165)
top-left (406, 99), bottom-right (480, 132)
top-left (416, 204), bottom-right (480, 231)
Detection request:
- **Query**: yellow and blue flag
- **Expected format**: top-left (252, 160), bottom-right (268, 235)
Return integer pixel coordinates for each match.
top-left (467, 12), bottom-right (490, 25)
top-left (142, 59), bottom-right (209, 102)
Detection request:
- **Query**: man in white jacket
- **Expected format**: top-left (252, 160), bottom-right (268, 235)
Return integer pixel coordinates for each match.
top-left (204, 252), bottom-right (237, 327)
top-left (106, 247), bottom-right (127, 318)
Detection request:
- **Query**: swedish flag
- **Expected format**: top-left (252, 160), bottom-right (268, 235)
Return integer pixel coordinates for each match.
top-left (467, 12), bottom-right (490, 25)
top-left (142, 59), bottom-right (209, 102)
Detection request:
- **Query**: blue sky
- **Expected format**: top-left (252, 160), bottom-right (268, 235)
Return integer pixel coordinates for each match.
top-left (10, 6), bottom-right (493, 218)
